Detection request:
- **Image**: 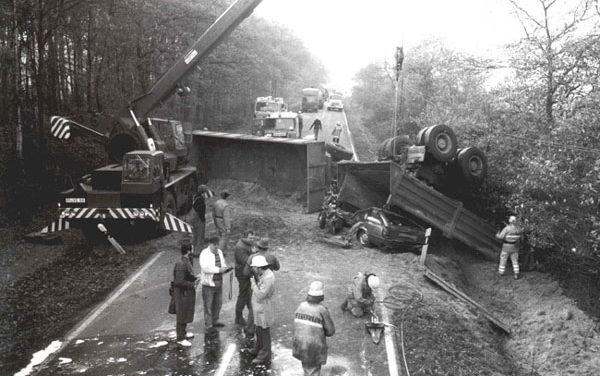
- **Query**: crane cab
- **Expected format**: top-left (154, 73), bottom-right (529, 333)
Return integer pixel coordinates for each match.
top-left (121, 150), bottom-right (164, 195)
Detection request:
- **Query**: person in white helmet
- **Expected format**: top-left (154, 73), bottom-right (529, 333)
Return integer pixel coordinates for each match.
top-left (249, 254), bottom-right (275, 365)
top-left (341, 272), bottom-right (380, 317)
top-left (293, 281), bottom-right (335, 376)
top-left (496, 215), bottom-right (523, 280)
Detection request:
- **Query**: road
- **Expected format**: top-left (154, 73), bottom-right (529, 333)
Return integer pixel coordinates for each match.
top-left (301, 106), bottom-right (356, 160)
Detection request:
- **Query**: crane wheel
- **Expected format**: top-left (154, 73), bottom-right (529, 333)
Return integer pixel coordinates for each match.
top-left (162, 191), bottom-right (177, 217)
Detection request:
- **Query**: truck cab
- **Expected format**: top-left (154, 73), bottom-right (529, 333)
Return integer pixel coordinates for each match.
top-left (254, 96), bottom-right (287, 120)
top-left (254, 111), bottom-right (300, 138)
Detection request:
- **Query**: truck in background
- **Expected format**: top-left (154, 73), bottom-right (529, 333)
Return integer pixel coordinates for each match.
top-left (302, 87), bottom-right (324, 112)
top-left (252, 111), bottom-right (300, 138)
top-left (254, 96), bottom-right (287, 119)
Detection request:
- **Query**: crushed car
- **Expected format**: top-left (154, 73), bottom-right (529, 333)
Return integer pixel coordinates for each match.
top-left (350, 207), bottom-right (426, 252)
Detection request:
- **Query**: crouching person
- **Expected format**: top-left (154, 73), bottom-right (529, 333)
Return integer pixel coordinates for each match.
top-left (341, 272), bottom-right (379, 317)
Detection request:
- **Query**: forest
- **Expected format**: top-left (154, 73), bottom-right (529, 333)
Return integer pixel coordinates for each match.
top-left (350, 0), bottom-right (600, 263)
top-left (0, 0), bottom-right (326, 222)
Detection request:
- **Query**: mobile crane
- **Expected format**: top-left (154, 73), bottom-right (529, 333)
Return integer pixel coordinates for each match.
top-left (41, 0), bottom-right (264, 247)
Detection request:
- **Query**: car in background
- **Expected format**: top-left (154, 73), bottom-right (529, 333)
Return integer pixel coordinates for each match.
top-left (327, 99), bottom-right (344, 112)
top-left (350, 207), bottom-right (426, 251)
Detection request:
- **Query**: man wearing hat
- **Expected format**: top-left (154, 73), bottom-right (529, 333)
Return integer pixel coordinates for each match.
top-left (496, 215), bottom-right (523, 280)
top-left (341, 272), bottom-right (380, 318)
top-left (233, 230), bottom-right (256, 327)
top-left (212, 190), bottom-right (232, 249)
top-left (243, 238), bottom-right (280, 336)
top-left (249, 255), bottom-right (275, 365)
top-left (293, 281), bottom-right (335, 376)
top-left (191, 185), bottom-right (210, 250)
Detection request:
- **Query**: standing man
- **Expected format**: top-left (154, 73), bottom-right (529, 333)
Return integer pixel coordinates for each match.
top-left (234, 230), bottom-right (256, 327)
top-left (331, 122), bottom-right (343, 144)
top-left (297, 111), bottom-right (304, 138)
top-left (243, 238), bottom-right (280, 336)
top-left (341, 272), bottom-right (380, 318)
top-left (293, 281), bottom-right (335, 376)
top-left (172, 242), bottom-right (198, 347)
top-left (249, 255), bottom-right (275, 365)
top-left (191, 185), bottom-right (209, 251)
top-left (212, 190), bottom-right (232, 250)
top-left (199, 236), bottom-right (233, 333)
top-left (496, 215), bottom-right (523, 280)
top-left (309, 117), bottom-right (322, 140)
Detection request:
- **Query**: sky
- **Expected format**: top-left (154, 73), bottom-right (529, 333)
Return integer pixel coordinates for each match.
top-left (254, 0), bottom-right (524, 92)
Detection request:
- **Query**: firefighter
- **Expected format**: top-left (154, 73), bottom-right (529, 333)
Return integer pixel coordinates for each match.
top-left (496, 215), bottom-right (523, 279)
top-left (249, 255), bottom-right (276, 365)
top-left (341, 272), bottom-right (380, 317)
top-left (293, 281), bottom-right (335, 376)
top-left (331, 122), bottom-right (343, 144)
top-left (309, 117), bottom-right (322, 140)
top-left (212, 190), bottom-right (232, 250)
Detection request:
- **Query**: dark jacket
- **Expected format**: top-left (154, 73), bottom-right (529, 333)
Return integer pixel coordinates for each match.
top-left (172, 256), bottom-right (196, 323)
top-left (309, 119), bottom-right (322, 130)
top-left (233, 239), bottom-right (253, 279)
top-left (293, 299), bottom-right (335, 365)
top-left (243, 251), bottom-right (280, 277)
top-left (192, 194), bottom-right (206, 219)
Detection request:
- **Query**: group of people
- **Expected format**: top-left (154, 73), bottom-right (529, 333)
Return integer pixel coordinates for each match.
top-left (297, 114), bottom-right (343, 144)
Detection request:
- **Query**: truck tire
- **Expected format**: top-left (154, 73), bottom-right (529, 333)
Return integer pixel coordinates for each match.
top-left (457, 147), bottom-right (487, 184)
top-left (162, 191), bottom-right (177, 217)
top-left (423, 124), bottom-right (457, 162)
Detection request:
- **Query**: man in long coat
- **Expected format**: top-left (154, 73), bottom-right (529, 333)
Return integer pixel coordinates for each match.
top-left (234, 230), bottom-right (256, 328)
top-left (249, 255), bottom-right (275, 365)
top-left (172, 243), bottom-right (197, 347)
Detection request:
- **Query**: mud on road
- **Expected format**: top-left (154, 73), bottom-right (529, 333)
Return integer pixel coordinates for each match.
top-left (3, 179), bottom-right (600, 375)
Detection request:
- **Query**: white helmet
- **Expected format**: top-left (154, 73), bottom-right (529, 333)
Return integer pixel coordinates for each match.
top-left (250, 255), bottom-right (268, 268)
top-left (508, 215), bottom-right (517, 224)
top-left (308, 281), bottom-right (324, 297)
top-left (367, 275), bottom-right (380, 290)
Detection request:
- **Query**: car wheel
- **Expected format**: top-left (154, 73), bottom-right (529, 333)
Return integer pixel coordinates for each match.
top-left (318, 212), bottom-right (326, 229)
top-left (357, 229), bottom-right (370, 247)
top-left (456, 146), bottom-right (487, 184)
top-left (423, 124), bottom-right (457, 162)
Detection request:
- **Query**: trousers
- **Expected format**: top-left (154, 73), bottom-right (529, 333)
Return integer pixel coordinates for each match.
top-left (190, 212), bottom-right (205, 250)
top-left (176, 322), bottom-right (187, 340)
top-left (252, 326), bottom-right (271, 361)
top-left (302, 363), bottom-right (322, 376)
top-left (499, 251), bottom-right (520, 275)
top-left (202, 284), bottom-right (223, 328)
top-left (235, 277), bottom-right (254, 329)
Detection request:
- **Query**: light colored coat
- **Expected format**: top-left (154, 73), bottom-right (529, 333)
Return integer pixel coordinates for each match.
top-left (199, 247), bottom-right (227, 286)
top-left (212, 198), bottom-right (232, 233)
top-left (251, 269), bottom-right (275, 328)
top-left (496, 224), bottom-right (523, 254)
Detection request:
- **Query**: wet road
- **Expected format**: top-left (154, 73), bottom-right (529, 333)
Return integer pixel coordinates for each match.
top-left (302, 107), bottom-right (356, 159)
top-left (34, 226), bottom-right (389, 376)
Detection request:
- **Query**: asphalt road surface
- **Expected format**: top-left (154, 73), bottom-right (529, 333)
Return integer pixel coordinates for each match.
top-left (301, 106), bottom-right (355, 159)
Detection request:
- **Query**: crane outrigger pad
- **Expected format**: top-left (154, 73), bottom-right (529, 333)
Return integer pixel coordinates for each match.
top-left (162, 213), bottom-right (193, 234)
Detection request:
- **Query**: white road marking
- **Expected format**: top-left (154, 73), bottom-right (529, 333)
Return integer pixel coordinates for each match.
top-left (377, 289), bottom-right (399, 376)
top-left (342, 111), bottom-right (359, 161)
top-left (214, 343), bottom-right (236, 376)
top-left (30, 251), bottom-right (165, 375)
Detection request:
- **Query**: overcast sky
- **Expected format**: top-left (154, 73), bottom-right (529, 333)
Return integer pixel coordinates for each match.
top-left (254, 0), bottom-right (523, 92)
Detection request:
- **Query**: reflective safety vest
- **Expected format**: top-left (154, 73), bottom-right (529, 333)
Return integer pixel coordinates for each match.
top-left (497, 224), bottom-right (522, 253)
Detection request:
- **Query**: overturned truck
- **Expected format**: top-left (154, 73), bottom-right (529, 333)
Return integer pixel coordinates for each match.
top-left (337, 124), bottom-right (500, 259)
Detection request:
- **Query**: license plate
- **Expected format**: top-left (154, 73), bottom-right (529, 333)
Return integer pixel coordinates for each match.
top-left (274, 132), bottom-right (287, 137)
top-left (65, 197), bottom-right (86, 203)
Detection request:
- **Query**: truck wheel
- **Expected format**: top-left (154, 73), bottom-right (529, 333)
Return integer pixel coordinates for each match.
top-left (457, 147), bottom-right (487, 184)
top-left (423, 124), bottom-right (457, 162)
top-left (318, 212), bottom-right (326, 229)
top-left (357, 229), bottom-right (370, 247)
top-left (162, 191), bottom-right (177, 217)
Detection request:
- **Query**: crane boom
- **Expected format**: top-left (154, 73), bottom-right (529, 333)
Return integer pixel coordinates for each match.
top-left (120, 0), bottom-right (262, 122)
